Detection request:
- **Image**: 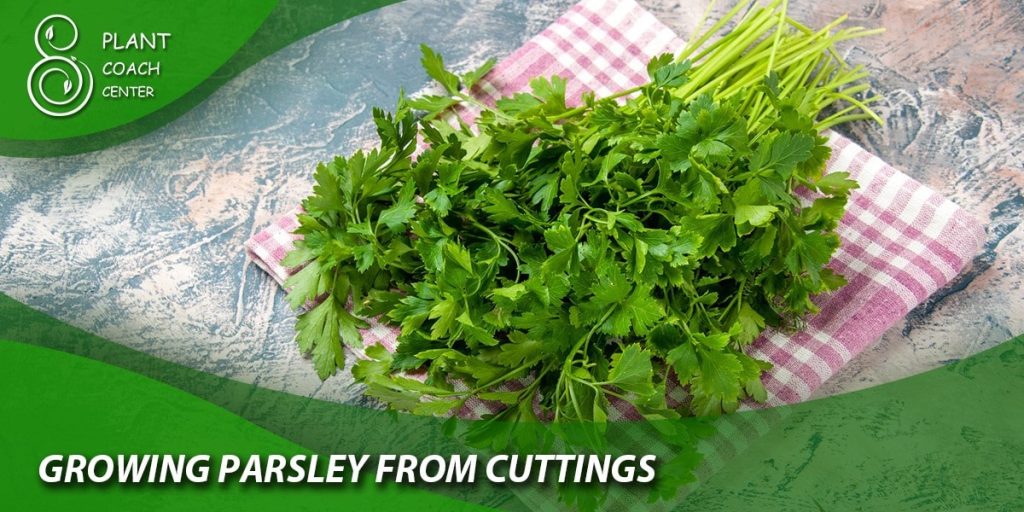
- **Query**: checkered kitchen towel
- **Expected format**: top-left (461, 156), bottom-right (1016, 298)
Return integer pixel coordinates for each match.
top-left (245, 0), bottom-right (985, 415)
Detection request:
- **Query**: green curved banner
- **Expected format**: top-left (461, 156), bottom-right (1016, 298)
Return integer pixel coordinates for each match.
top-left (0, 341), bottom-right (490, 512)
top-left (0, 0), bottom-right (399, 157)
top-left (0, 292), bottom-right (1021, 510)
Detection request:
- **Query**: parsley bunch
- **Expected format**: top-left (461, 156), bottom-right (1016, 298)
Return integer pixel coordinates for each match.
top-left (283, 0), bottom-right (880, 422)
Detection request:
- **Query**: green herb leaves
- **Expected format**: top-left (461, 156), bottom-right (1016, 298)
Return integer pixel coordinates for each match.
top-left (285, 17), bottom-right (876, 426)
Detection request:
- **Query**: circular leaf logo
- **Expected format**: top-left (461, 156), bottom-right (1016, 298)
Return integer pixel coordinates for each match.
top-left (27, 14), bottom-right (94, 117)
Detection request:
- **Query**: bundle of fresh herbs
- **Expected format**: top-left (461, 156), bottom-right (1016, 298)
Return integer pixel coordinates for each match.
top-left (283, 0), bottom-right (881, 423)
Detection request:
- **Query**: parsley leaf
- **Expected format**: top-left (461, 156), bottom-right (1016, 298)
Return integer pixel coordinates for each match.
top-left (420, 44), bottom-right (460, 94)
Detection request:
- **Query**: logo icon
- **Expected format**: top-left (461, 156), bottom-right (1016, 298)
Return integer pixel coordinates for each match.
top-left (28, 14), bottom-right (93, 117)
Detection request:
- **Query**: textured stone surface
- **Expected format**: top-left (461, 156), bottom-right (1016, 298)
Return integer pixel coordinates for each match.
top-left (0, 0), bottom-right (1020, 404)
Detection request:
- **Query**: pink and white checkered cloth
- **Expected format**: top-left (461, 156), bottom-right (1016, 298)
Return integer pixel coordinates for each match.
top-left (245, 0), bottom-right (984, 417)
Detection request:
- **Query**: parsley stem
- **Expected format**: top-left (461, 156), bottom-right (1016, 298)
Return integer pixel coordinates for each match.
top-left (469, 365), bottom-right (529, 395)
top-left (569, 374), bottom-right (631, 402)
top-left (620, 189), bottom-right (659, 207)
top-left (432, 363), bottom-right (534, 398)
top-left (677, 0), bottom-right (759, 64)
top-left (466, 216), bottom-right (521, 280)
top-left (545, 85), bottom-right (645, 123)
top-left (454, 91), bottom-right (516, 122)
top-left (575, 220), bottom-right (591, 242)
top-left (765, 0), bottom-right (789, 75)
top-left (719, 278), bottom-right (745, 322)
top-left (555, 307), bottom-right (616, 411)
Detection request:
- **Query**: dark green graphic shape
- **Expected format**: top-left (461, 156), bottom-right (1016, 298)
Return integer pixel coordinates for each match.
top-left (0, 341), bottom-right (493, 512)
top-left (0, 291), bottom-right (1021, 511)
top-left (682, 336), bottom-right (1024, 510)
top-left (0, 292), bottom-right (528, 509)
top-left (0, 0), bottom-right (400, 157)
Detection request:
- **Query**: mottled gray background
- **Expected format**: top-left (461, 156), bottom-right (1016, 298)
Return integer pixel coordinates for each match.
top-left (0, 0), bottom-right (1021, 404)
